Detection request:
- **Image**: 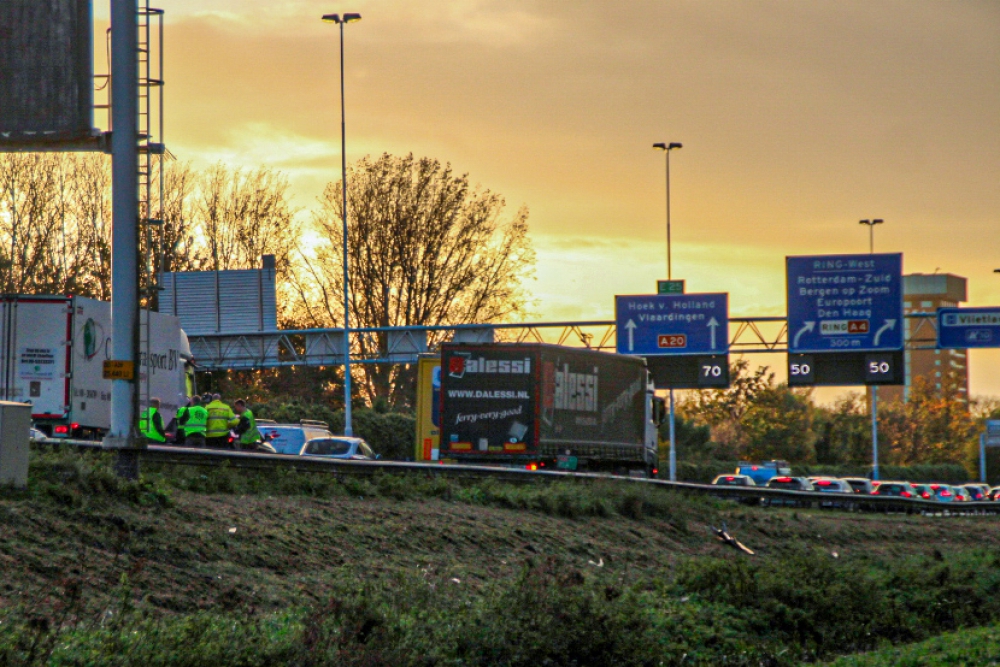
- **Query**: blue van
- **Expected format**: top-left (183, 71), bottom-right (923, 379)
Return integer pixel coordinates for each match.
top-left (736, 460), bottom-right (792, 486)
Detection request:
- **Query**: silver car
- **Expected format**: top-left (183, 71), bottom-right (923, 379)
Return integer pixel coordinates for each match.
top-left (300, 437), bottom-right (378, 461)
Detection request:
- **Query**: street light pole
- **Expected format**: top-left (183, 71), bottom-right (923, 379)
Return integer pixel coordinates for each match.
top-left (860, 218), bottom-right (884, 480)
top-left (859, 218), bottom-right (883, 254)
top-left (653, 142), bottom-right (682, 279)
top-left (653, 142), bottom-right (682, 481)
top-left (323, 12), bottom-right (362, 436)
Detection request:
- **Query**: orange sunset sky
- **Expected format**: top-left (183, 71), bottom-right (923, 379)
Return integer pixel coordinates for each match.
top-left (96, 1), bottom-right (1000, 396)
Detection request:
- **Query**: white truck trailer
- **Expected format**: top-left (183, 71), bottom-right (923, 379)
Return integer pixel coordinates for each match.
top-left (0, 295), bottom-right (195, 439)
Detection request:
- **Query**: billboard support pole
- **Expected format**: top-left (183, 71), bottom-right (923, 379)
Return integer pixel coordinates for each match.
top-left (103, 0), bottom-right (140, 471)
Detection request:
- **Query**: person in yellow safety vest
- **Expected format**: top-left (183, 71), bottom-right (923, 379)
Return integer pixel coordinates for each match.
top-left (205, 393), bottom-right (238, 449)
top-left (181, 395), bottom-right (209, 448)
top-left (232, 399), bottom-right (262, 450)
top-left (138, 398), bottom-right (167, 443)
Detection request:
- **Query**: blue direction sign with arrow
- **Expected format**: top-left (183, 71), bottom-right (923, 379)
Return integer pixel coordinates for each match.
top-left (786, 253), bottom-right (903, 353)
top-left (615, 293), bottom-right (729, 356)
top-left (938, 307), bottom-right (1000, 349)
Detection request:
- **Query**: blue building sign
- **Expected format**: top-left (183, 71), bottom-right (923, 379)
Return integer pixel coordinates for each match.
top-left (615, 293), bottom-right (729, 356)
top-left (786, 253), bottom-right (903, 353)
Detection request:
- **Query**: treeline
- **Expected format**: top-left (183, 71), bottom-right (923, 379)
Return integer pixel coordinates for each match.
top-left (669, 360), bottom-right (1000, 471)
top-left (0, 152), bottom-right (535, 407)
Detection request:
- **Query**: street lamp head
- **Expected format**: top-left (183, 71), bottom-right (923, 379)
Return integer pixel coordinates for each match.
top-left (652, 142), bottom-right (667, 150)
top-left (668, 142), bottom-right (683, 150)
top-left (322, 13), bottom-right (361, 24)
top-left (653, 142), bottom-right (683, 151)
top-left (859, 218), bottom-right (884, 227)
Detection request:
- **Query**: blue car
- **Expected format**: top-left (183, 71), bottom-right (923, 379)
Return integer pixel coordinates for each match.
top-left (300, 437), bottom-right (379, 460)
top-left (737, 460), bottom-right (792, 486)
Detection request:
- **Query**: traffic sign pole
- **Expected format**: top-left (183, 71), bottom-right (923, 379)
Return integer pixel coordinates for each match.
top-left (981, 432), bottom-right (987, 484)
top-left (871, 386), bottom-right (879, 481)
top-left (668, 389), bottom-right (676, 481)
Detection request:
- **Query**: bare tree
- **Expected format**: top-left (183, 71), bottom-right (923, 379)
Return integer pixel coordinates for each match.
top-left (0, 153), bottom-right (96, 296)
top-left (69, 153), bottom-right (113, 299)
top-left (196, 163), bottom-right (298, 273)
top-left (293, 153), bottom-right (536, 405)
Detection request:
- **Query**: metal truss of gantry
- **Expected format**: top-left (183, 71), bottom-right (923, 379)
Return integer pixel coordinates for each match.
top-left (189, 314), bottom-right (940, 371)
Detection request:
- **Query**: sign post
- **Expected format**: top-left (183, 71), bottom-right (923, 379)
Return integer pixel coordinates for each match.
top-left (616, 292), bottom-right (730, 481)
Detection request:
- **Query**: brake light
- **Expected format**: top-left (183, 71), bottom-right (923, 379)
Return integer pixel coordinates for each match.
top-left (870, 490), bottom-right (878, 495)
top-left (70, 422), bottom-right (80, 430)
top-left (901, 490), bottom-right (912, 498)
top-left (751, 466), bottom-right (759, 471)
top-left (921, 492), bottom-right (931, 499)
top-left (816, 480), bottom-right (831, 486)
top-left (539, 461), bottom-right (545, 467)
top-left (941, 490), bottom-right (952, 497)
top-left (725, 476), bottom-right (735, 481)
top-left (526, 463), bottom-right (538, 471)
top-left (652, 468), bottom-right (658, 476)
top-left (774, 477), bottom-right (791, 482)
top-left (54, 425), bottom-right (70, 435)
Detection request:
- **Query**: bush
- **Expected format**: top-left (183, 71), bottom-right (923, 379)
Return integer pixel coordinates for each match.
top-left (25, 447), bottom-right (172, 509)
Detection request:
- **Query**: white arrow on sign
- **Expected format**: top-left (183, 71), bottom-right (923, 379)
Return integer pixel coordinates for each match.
top-left (707, 317), bottom-right (719, 350)
top-left (793, 321), bottom-right (815, 349)
top-left (624, 319), bottom-right (637, 352)
top-left (873, 319), bottom-right (896, 346)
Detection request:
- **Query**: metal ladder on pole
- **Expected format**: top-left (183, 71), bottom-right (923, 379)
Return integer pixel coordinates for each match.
top-left (137, 2), bottom-right (165, 425)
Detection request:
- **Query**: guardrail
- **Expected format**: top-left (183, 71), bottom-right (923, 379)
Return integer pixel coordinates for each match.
top-left (32, 438), bottom-right (1000, 515)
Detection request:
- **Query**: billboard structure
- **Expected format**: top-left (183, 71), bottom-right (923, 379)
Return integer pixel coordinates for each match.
top-left (0, 0), bottom-right (100, 151)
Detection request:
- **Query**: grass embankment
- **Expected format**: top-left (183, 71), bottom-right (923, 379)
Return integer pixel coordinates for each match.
top-left (2, 448), bottom-right (1000, 665)
top-left (825, 624), bottom-right (1000, 666)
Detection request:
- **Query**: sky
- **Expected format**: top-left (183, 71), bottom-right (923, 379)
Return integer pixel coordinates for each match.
top-left (96, 0), bottom-right (1000, 396)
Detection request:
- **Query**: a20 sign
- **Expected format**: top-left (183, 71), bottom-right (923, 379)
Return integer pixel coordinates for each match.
top-left (658, 334), bottom-right (687, 349)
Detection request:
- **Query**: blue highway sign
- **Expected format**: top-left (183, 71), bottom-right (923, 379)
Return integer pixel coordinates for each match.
top-left (786, 253), bottom-right (903, 353)
top-left (938, 307), bottom-right (1000, 349)
top-left (615, 293), bottom-right (729, 356)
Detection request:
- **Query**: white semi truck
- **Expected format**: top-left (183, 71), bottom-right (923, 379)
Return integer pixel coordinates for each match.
top-left (0, 295), bottom-right (195, 439)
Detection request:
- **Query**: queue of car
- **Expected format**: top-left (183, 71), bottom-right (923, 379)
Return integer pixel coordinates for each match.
top-left (711, 469), bottom-right (1000, 505)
